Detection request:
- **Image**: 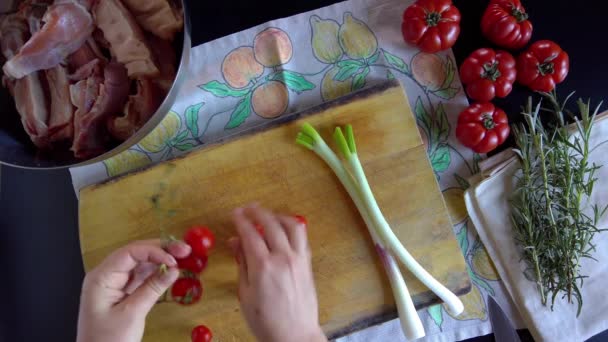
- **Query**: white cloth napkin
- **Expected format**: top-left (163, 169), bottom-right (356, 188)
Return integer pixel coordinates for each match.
top-left (465, 113), bottom-right (608, 342)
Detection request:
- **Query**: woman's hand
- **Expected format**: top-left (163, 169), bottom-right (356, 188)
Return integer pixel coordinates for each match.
top-left (228, 205), bottom-right (327, 342)
top-left (76, 239), bottom-right (191, 342)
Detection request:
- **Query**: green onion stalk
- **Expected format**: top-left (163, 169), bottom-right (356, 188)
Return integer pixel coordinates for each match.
top-left (297, 123), bottom-right (465, 339)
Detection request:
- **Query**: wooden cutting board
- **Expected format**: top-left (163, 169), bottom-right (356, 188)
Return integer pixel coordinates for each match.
top-left (79, 80), bottom-right (470, 341)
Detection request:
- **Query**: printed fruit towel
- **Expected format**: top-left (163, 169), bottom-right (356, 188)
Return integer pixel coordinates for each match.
top-left (70, 0), bottom-right (524, 340)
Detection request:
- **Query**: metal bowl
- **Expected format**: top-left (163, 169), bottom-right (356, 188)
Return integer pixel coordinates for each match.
top-left (0, 1), bottom-right (191, 169)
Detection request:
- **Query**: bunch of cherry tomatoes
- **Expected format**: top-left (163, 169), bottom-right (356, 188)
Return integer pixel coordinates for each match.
top-left (166, 226), bottom-right (215, 341)
top-left (168, 215), bottom-right (307, 341)
top-left (402, 0), bottom-right (570, 154)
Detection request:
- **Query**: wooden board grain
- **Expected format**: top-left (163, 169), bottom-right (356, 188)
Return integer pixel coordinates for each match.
top-left (79, 81), bottom-right (470, 341)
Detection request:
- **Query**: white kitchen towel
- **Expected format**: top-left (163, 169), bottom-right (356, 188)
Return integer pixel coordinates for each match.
top-left (465, 113), bottom-right (608, 342)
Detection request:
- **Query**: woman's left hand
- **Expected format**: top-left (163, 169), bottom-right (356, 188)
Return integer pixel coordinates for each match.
top-left (76, 239), bottom-right (191, 342)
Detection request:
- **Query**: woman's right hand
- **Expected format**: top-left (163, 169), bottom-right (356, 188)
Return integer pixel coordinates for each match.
top-left (228, 205), bottom-right (327, 342)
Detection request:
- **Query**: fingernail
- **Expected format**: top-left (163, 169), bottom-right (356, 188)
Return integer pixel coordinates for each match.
top-left (233, 207), bottom-right (244, 215)
top-left (167, 256), bottom-right (177, 267)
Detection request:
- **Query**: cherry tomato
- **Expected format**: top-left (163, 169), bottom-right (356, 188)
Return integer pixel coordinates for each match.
top-left (293, 215), bottom-right (308, 227)
top-left (184, 226), bottom-right (215, 257)
top-left (254, 223), bottom-right (265, 236)
top-left (402, 0), bottom-right (461, 53)
top-left (481, 0), bottom-right (532, 50)
top-left (177, 253), bottom-right (208, 274)
top-left (459, 48), bottom-right (516, 102)
top-left (191, 325), bottom-right (213, 342)
top-left (171, 277), bottom-right (202, 305)
top-left (517, 40), bottom-right (569, 92)
top-left (455, 103), bottom-right (510, 153)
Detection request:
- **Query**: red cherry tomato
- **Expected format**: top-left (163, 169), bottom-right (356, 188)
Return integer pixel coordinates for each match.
top-left (517, 40), bottom-right (569, 92)
top-left (455, 103), bottom-right (510, 153)
top-left (177, 253), bottom-right (208, 274)
top-left (184, 226), bottom-right (215, 257)
top-left (402, 0), bottom-right (461, 53)
top-left (171, 277), bottom-right (202, 305)
top-left (481, 0), bottom-right (532, 50)
top-left (191, 324), bottom-right (213, 342)
top-left (459, 48), bottom-right (516, 102)
top-left (254, 223), bottom-right (265, 236)
top-left (293, 215), bottom-right (308, 227)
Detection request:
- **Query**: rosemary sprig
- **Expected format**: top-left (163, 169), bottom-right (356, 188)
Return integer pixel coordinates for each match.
top-left (510, 92), bottom-right (607, 316)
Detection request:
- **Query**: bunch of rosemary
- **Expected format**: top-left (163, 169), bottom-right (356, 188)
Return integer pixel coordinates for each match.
top-left (510, 92), bottom-right (606, 316)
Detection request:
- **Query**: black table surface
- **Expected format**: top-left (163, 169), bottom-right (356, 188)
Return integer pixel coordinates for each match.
top-left (1, 1), bottom-right (607, 341)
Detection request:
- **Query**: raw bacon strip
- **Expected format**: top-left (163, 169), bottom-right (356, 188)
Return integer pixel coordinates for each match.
top-left (0, 14), bottom-right (49, 147)
top-left (120, 0), bottom-right (183, 41)
top-left (107, 78), bottom-right (161, 141)
top-left (71, 62), bottom-right (129, 158)
top-left (2, 0), bottom-right (94, 79)
top-left (93, 0), bottom-right (159, 78)
top-left (46, 65), bottom-right (73, 142)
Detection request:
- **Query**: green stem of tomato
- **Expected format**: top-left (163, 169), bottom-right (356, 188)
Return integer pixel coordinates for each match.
top-left (511, 7), bottom-right (529, 23)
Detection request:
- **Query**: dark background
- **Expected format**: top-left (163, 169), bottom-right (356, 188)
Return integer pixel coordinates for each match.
top-left (1, 0), bottom-right (607, 341)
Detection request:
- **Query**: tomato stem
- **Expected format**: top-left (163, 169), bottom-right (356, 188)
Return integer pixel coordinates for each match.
top-left (511, 7), bottom-right (529, 23)
top-left (538, 62), bottom-right (555, 76)
top-left (483, 114), bottom-right (496, 129)
top-left (425, 12), bottom-right (441, 27)
top-left (482, 62), bottom-right (501, 81)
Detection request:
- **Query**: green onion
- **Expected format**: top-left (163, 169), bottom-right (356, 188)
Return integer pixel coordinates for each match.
top-left (296, 123), bottom-right (465, 336)
top-left (297, 123), bottom-right (427, 339)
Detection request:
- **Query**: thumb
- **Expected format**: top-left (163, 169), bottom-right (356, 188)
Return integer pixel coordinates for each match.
top-left (123, 266), bottom-right (179, 314)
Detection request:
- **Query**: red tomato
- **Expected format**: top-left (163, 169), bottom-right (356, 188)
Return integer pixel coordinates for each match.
top-left (481, 0), bottom-right (532, 50)
top-left (402, 0), bottom-right (461, 53)
top-left (177, 253), bottom-right (208, 274)
top-left (517, 40), bottom-right (569, 92)
top-left (171, 277), bottom-right (203, 305)
top-left (455, 103), bottom-right (510, 153)
top-left (254, 223), bottom-right (265, 236)
top-left (184, 226), bottom-right (215, 257)
top-left (459, 48), bottom-right (516, 102)
top-left (293, 215), bottom-right (308, 227)
top-left (191, 325), bottom-right (213, 342)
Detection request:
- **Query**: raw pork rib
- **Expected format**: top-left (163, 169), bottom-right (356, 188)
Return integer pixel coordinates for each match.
top-left (22, 0), bottom-right (74, 142)
top-left (107, 78), bottom-right (162, 141)
top-left (3, 0), bottom-right (94, 79)
top-left (71, 62), bottom-right (129, 158)
top-left (120, 0), bottom-right (183, 41)
top-left (0, 14), bottom-right (49, 147)
top-left (46, 65), bottom-right (73, 141)
top-left (93, 0), bottom-right (159, 78)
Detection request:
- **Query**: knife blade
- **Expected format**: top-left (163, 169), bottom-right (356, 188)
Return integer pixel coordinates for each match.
top-left (488, 296), bottom-right (521, 342)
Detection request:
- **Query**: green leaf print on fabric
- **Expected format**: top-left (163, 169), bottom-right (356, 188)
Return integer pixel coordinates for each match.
top-left (200, 81), bottom-right (251, 98)
top-left (225, 93), bottom-right (252, 129)
top-left (185, 102), bottom-right (204, 137)
top-left (428, 304), bottom-right (444, 330)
